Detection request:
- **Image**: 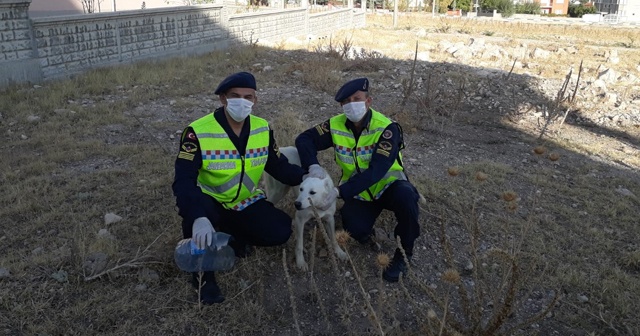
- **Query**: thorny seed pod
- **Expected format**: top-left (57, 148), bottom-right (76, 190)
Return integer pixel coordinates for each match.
top-left (447, 167), bottom-right (460, 177)
top-left (475, 172), bottom-right (488, 181)
top-left (502, 191), bottom-right (517, 202)
top-left (442, 269), bottom-right (461, 284)
top-left (507, 202), bottom-right (518, 211)
top-left (548, 152), bottom-right (560, 161)
top-left (335, 230), bottom-right (351, 247)
top-left (533, 145), bottom-right (546, 155)
top-left (376, 253), bottom-right (390, 270)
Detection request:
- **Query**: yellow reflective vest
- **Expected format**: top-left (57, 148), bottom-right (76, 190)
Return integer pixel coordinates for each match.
top-left (329, 109), bottom-right (406, 201)
top-left (189, 114), bottom-right (270, 210)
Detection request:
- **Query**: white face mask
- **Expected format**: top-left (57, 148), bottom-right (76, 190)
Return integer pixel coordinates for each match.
top-left (342, 101), bottom-right (367, 122)
top-left (225, 98), bottom-right (253, 122)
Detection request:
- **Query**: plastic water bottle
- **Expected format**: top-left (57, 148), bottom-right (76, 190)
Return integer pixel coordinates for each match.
top-left (174, 235), bottom-right (236, 272)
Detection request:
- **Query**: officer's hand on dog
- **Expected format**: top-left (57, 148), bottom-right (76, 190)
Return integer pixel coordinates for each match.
top-left (304, 164), bottom-right (327, 180)
top-left (192, 217), bottom-right (215, 249)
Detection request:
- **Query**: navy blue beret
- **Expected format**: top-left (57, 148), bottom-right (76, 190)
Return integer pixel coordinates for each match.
top-left (214, 72), bottom-right (257, 95)
top-left (335, 77), bottom-right (369, 102)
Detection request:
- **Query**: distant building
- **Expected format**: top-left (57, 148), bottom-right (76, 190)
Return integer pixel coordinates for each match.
top-left (536, 0), bottom-right (569, 15)
top-left (593, 0), bottom-right (640, 21)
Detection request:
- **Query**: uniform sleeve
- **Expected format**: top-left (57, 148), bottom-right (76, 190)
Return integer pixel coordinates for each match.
top-left (172, 127), bottom-right (214, 222)
top-left (294, 119), bottom-right (334, 170)
top-left (338, 123), bottom-right (403, 200)
top-left (264, 128), bottom-right (305, 186)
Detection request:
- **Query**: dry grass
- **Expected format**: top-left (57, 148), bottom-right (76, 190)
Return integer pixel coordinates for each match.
top-left (1, 13), bottom-right (639, 336)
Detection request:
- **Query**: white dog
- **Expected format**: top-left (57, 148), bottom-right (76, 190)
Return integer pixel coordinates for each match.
top-left (265, 146), bottom-right (348, 271)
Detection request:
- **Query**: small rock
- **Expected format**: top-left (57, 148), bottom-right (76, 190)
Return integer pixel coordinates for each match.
top-left (615, 187), bottom-right (635, 197)
top-left (531, 48), bottom-right (551, 59)
top-left (50, 270), bottom-right (68, 283)
top-left (97, 229), bottom-right (115, 240)
top-left (83, 252), bottom-right (109, 275)
top-left (33, 85), bottom-right (42, 88)
top-left (169, 134), bottom-right (175, 140)
top-left (135, 283), bottom-right (148, 292)
top-left (465, 260), bottom-right (474, 271)
top-left (20, 134), bottom-right (28, 140)
top-left (175, 130), bottom-right (182, 134)
top-left (26, 115), bottom-right (40, 122)
top-left (104, 213), bottom-right (122, 225)
top-left (0, 267), bottom-right (10, 278)
top-left (169, 100), bottom-right (177, 106)
top-left (263, 65), bottom-right (273, 71)
top-left (32, 247), bottom-right (43, 255)
top-left (577, 294), bottom-right (589, 303)
top-left (344, 271), bottom-right (351, 277)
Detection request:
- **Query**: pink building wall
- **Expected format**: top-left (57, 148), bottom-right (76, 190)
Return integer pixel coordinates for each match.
top-left (29, 0), bottom-right (179, 17)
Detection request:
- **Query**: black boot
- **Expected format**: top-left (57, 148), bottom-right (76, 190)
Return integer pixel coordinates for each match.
top-left (191, 272), bottom-right (225, 304)
top-left (229, 240), bottom-right (254, 259)
top-left (383, 249), bottom-right (411, 283)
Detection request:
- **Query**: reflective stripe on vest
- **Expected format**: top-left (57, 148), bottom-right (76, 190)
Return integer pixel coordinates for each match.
top-left (190, 114), bottom-right (270, 210)
top-left (330, 109), bottom-right (405, 201)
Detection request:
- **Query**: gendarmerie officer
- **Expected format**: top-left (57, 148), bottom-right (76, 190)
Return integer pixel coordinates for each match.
top-left (295, 77), bottom-right (421, 282)
top-left (172, 72), bottom-right (305, 304)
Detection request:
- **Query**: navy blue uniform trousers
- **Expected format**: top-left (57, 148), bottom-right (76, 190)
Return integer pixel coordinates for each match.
top-left (181, 195), bottom-right (292, 248)
top-left (341, 180), bottom-right (421, 255)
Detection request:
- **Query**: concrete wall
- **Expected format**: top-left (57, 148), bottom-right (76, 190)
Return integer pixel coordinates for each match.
top-left (227, 8), bottom-right (306, 44)
top-left (309, 8), bottom-right (358, 36)
top-left (29, 0), bottom-right (182, 17)
top-left (0, 1), bottom-right (366, 87)
top-left (31, 6), bottom-right (228, 79)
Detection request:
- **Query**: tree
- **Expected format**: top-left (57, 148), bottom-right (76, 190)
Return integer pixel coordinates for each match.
top-left (439, 0), bottom-right (453, 12)
top-left (80, 0), bottom-right (104, 13)
top-left (568, 3), bottom-right (596, 17)
top-left (454, 0), bottom-right (472, 12)
top-left (480, 0), bottom-right (514, 16)
top-left (515, 1), bottom-right (540, 14)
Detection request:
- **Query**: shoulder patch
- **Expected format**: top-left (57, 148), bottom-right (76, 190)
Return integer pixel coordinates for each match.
top-left (379, 141), bottom-right (393, 151)
top-left (382, 129), bottom-right (393, 139)
top-left (178, 152), bottom-right (195, 161)
top-left (181, 142), bottom-right (198, 153)
top-left (376, 148), bottom-right (390, 157)
top-left (315, 121), bottom-right (330, 136)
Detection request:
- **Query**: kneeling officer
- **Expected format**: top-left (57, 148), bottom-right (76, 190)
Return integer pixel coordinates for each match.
top-left (172, 72), bottom-right (305, 304)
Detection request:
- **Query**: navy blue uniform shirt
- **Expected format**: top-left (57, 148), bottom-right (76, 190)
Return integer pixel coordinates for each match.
top-left (173, 107), bottom-right (304, 221)
top-left (295, 109), bottom-right (404, 200)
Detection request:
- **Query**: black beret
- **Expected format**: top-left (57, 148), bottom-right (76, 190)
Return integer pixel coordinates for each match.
top-left (214, 72), bottom-right (257, 95)
top-left (335, 77), bottom-right (369, 102)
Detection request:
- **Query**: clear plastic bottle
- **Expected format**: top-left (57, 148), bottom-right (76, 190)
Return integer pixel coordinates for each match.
top-left (174, 235), bottom-right (236, 272)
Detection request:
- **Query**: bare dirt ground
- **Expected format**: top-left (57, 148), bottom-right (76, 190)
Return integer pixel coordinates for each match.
top-left (1, 13), bottom-right (639, 336)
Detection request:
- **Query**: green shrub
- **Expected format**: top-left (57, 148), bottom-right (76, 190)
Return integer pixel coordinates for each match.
top-left (515, 1), bottom-right (540, 14)
top-left (481, 0), bottom-right (514, 17)
top-left (568, 3), bottom-right (596, 17)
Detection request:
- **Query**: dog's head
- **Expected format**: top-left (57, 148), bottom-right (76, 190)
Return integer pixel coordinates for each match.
top-left (294, 176), bottom-right (334, 211)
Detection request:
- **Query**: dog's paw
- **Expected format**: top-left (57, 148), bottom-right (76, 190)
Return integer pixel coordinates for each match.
top-left (336, 249), bottom-right (348, 261)
top-left (296, 259), bottom-right (309, 271)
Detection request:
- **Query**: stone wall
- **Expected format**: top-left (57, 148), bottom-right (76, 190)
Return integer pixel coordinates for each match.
top-left (309, 9), bottom-right (354, 37)
top-left (227, 8), bottom-right (306, 44)
top-left (31, 6), bottom-right (228, 79)
top-left (0, 1), bottom-right (366, 88)
top-left (0, 0), bottom-right (42, 85)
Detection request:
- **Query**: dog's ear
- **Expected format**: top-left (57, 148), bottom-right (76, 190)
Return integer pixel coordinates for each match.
top-left (323, 177), bottom-right (333, 191)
